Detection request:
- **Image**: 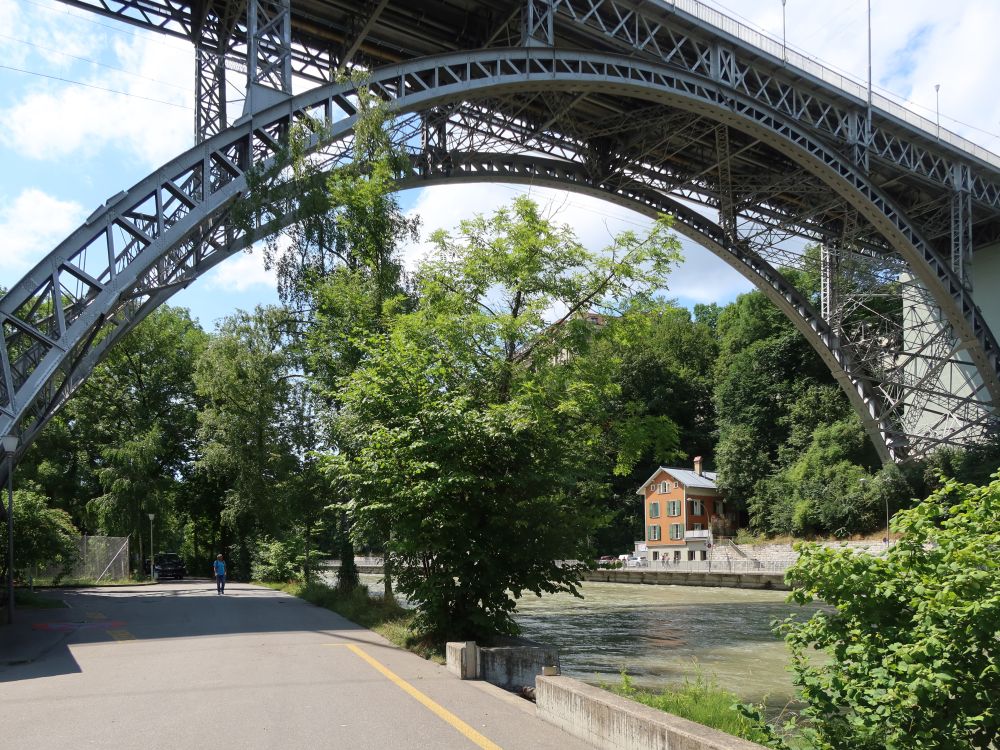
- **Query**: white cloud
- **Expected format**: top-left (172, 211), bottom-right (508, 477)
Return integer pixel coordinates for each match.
top-left (203, 250), bottom-right (277, 293)
top-left (0, 188), bottom-right (84, 280)
top-left (0, 9), bottom-right (192, 168)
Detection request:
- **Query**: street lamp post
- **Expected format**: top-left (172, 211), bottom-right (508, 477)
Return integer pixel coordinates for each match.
top-left (3, 435), bottom-right (19, 625)
top-left (148, 513), bottom-right (155, 582)
top-left (935, 83), bottom-right (941, 138)
top-left (781, 0), bottom-right (787, 62)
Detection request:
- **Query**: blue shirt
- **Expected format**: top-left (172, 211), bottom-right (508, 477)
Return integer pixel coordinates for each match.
top-left (214, 560), bottom-right (225, 576)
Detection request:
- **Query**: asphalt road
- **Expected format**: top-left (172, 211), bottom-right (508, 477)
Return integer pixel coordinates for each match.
top-left (0, 580), bottom-right (595, 750)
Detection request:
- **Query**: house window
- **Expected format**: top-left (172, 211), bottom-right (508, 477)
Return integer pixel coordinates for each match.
top-left (649, 501), bottom-right (660, 518)
top-left (647, 525), bottom-right (661, 541)
top-left (700, 550), bottom-right (708, 561)
top-left (689, 499), bottom-right (704, 516)
top-left (692, 523), bottom-right (703, 531)
top-left (687, 550), bottom-right (695, 561)
top-left (673, 481), bottom-right (679, 489)
top-left (648, 484), bottom-right (655, 492)
top-left (673, 550), bottom-right (681, 562)
top-left (669, 523), bottom-right (683, 540)
top-left (659, 480), bottom-right (669, 493)
top-left (653, 551), bottom-right (659, 561)
top-left (667, 500), bottom-right (681, 516)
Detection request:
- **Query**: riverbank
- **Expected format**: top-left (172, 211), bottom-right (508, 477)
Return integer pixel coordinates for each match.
top-left (583, 568), bottom-right (789, 590)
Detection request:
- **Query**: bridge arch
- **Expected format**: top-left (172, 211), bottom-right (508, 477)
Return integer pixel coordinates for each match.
top-left (1, 49), bottom-right (996, 469)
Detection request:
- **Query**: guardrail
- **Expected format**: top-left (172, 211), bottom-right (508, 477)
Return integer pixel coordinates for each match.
top-left (644, 559), bottom-right (797, 574)
top-left (669, 0), bottom-right (1000, 168)
top-left (320, 557), bottom-right (384, 568)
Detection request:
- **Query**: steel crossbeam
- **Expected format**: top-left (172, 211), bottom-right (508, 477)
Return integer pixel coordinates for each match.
top-left (4, 34), bottom-right (1000, 469)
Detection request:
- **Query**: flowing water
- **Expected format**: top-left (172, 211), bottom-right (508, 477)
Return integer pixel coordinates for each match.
top-left (513, 581), bottom-right (820, 708)
top-left (355, 573), bottom-right (818, 709)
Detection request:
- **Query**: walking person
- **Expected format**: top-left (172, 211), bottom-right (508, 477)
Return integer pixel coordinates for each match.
top-left (213, 554), bottom-right (226, 595)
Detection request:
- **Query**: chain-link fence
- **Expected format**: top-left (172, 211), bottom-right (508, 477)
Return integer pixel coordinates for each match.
top-left (38, 535), bottom-right (130, 582)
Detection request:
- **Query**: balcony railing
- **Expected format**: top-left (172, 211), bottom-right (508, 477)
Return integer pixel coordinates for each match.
top-left (684, 529), bottom-right (711, 540)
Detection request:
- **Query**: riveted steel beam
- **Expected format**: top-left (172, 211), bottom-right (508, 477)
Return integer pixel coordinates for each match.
top-left (2, 49), bottom-right (998, 476)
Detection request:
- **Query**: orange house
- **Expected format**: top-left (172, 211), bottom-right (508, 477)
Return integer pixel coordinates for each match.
top-left (635, 457), bottom-right (725, 563)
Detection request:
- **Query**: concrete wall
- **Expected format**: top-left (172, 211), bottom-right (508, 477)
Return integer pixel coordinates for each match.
top-left (479, 639), bottom-right (561, 691)
top-left (446, 638), bottom-right (560, 691)
top-left (583, 569), bottom-right (788, 590)
top-left (536, 675), bottom-right (768, 750)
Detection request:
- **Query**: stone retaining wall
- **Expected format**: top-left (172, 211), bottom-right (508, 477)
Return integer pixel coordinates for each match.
top-left (583, 569), bottom-right (788, 590)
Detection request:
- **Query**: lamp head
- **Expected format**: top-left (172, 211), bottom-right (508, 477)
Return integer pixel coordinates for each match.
top-left (148, 513), bottom-right (155, 521)
top-left (1, 435), bottom-right (18, 454)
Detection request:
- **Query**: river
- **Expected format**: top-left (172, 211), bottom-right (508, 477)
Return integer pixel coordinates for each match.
top-left (355, 574), bottom-right (818, 709)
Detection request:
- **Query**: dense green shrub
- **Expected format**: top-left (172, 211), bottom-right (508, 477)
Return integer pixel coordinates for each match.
top-left (776, 475), bottom-right (1000, 749)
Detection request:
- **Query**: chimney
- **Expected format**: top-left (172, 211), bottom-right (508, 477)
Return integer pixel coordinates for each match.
top-left (693, 456), bottom-right (703, 476)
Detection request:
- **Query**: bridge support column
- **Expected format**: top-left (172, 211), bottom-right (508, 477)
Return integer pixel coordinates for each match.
top-left (244, 0), bottom-right (292, 116)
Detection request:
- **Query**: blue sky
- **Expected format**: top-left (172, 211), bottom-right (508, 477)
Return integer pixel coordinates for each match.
top-left (3, 0), bottom-right (1000, 331)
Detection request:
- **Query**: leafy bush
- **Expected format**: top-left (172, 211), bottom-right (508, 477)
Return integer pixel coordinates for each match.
top-left (251, 537), bottom-right (302, 582)
top-left (0, 486), bottom-right (80, 584)
top-left (778, 475), bottom-right (1000, 749)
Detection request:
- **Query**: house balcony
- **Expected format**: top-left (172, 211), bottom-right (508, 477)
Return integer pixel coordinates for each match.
top-left (684, 529), bottom-right (711, 541)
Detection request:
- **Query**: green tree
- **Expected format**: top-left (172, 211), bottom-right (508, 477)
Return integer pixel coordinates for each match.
top-left (330, 197), bottom-right (682, 641)
top-left (778, 474), bottom-right (1000, 749)
top-left (237, 81), bottom-right (419, 594)
top-left (75, 306), bottom-right (206, 565)
top-left (0, 485), bottom-right (80, 584)
top-left (193, 306), bottom-right (298, 579)
top-left (586, 299), bottom-right (716, 552)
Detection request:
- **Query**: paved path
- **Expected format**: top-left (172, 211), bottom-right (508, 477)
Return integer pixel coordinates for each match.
top-left (0, 581), bottom-right (595, 750)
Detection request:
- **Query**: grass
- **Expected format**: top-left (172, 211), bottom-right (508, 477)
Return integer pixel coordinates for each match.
top-left (260, 579), bottom-right (445, 663)
top-left (607, 671), bottom-right (782, 746)
top-left (30, 577), bottom-right (152, 587)
top-left (13, 589), bottom-right (68, 608)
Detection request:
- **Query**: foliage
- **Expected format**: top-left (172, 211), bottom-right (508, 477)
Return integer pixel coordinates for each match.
top-left (586, 299), bottom-right (717, 552)
top-left (330, 197), bottom-right (682, 642)
top-left (271, 580), bottom-right (441, 661)
top-left (610, 671), bottom-right (781, 745)
top-left (778, 475), bottom-right (1000, 749)
top-left (252, 536), bottom-right (312, 582)
top-left (193, 306), bottom-right (299, 579)
top-left (0, 485), bottom-right (80, 585)
top-left (46, 306), bottom-right (208, 566)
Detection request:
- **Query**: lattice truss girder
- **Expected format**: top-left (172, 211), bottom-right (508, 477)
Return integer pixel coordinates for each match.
top-left (544, 0), bottom-right (1000, 214)
top-left (2, 49), bottom-right (998, 472)
top-left (53, 0), bottom-right (1000, 224)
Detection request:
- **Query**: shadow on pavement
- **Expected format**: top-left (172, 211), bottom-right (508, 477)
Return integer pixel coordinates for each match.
top-left (0, 579), bottom-right (373, 683)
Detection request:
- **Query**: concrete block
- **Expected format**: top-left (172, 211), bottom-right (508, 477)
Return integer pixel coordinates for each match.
top-left (479, 637), bottom-right (560, 691)
top-left (536, 675), bottom-right (768, 750)
top-left (445, 641), bottom-right (478, 679)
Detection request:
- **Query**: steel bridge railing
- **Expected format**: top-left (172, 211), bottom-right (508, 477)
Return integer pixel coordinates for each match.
top-left (668, 0), bottom-right (1000, 169)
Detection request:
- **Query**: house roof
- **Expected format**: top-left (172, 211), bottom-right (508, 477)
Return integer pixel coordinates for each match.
top-left (635, 466), bottom-right (719, 493)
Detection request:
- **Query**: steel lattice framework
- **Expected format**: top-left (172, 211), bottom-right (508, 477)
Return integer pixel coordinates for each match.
top-left (4, 0), bottom-right (1000, 476)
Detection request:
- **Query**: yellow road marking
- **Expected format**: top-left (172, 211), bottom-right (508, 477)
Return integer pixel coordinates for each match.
top-left (324, 643), bottom-right (502, 750)
top-left (107, 630), bottom-right (135, 641)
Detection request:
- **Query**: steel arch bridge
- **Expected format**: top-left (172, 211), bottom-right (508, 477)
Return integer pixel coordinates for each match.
top-left (3, 0), bottom-right (1000, 477)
